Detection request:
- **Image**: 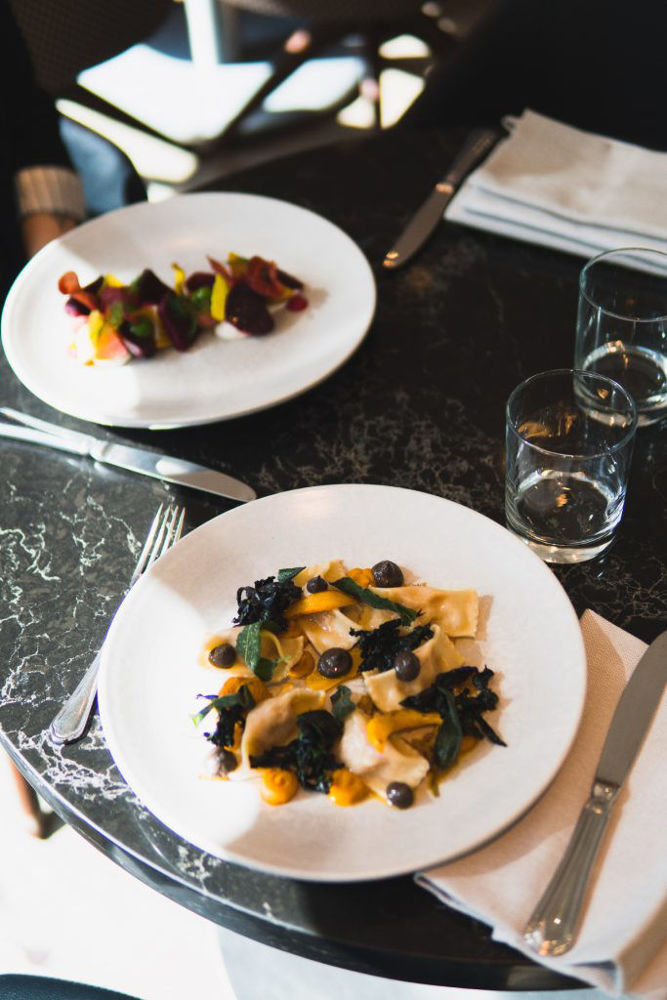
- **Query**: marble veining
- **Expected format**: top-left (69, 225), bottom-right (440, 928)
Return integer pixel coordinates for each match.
top-left (0, 129), bottom-right (664, 991)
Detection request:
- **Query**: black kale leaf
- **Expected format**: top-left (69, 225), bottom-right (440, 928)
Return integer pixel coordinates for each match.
top-left (250, 709), bottom-right (343, 793)
top-left (349, 619), bottom-right (434, 673)
top-left (401, 665), bottom-right (506, 763)
top-left (233, 573), bottom-right (302, 633)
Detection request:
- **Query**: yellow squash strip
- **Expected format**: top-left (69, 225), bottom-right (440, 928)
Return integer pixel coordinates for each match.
top-left (329, 769), bottom-right (368, 806)
top-left (366, 709), bottom-right (442, 752)
top-left (259, 768), bottom-right (299, 805)
top-left (103, 273), bottom-right (124, 287)
top-left (219, 675), bottom-right (268, 704)
top-left (347, 567), bottom-right (373, 587)
top-left (285, 590), bottom-right (353, 617)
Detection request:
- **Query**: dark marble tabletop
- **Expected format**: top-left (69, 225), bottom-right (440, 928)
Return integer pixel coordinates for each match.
top-left (1, 127), bottom-right (665, 992)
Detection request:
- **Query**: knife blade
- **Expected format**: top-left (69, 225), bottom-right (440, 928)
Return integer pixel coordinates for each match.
top-left (0, 407), bottom-right (255, 503)
top-left (524, 630), bottom-right (666, 956)
top-left (383, 128), bottom-right (502, 270)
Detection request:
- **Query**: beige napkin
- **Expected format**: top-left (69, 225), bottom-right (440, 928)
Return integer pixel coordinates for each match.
top-left (445, 110), bottom-right (667, 265)
top-left (416, 612), bottom-right (667, 998)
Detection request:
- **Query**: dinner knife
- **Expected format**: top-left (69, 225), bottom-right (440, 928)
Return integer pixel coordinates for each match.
top-left (0, 407), bottom-right (255, 503)
top-left (523, 630), bottom-right (667, 957)
top-left (383, 128), bottom-right (502, 270)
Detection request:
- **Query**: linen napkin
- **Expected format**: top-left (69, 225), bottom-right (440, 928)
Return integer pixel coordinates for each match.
top-left (445, 110), bottom-right (667, 265)
top-left (416, 611), bottom-right (667, 998)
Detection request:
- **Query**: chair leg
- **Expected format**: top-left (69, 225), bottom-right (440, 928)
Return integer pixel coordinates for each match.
top-left (8, 760), bottom-right (48, 838)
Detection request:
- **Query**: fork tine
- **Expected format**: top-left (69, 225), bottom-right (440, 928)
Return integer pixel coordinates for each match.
top-left (171, 506), bottom-right (186, 546)
top-left (156, 504), bottom-right (184, 558)
top-left (129, 503), bottom-right (165, 586)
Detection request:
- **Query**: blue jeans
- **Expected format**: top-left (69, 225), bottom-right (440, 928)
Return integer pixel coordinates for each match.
top-left (59, 118), bottom-right (147, 217)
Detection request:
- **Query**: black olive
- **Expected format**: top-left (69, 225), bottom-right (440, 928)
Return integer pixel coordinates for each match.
top-left (371, 560), bottom-right (404, 588)
top-left (318, 647), bottom-right (352, 678)
top-left (393, 649), bottom-right (420, 682)
top-left (217, 748), bottom-right (238, 775)
top-left (208, 643), bottom-right (236, 668)
top-left (386, 782), bottom-right (414, 809)
top-left (306, 575), bottom-right (328, 594)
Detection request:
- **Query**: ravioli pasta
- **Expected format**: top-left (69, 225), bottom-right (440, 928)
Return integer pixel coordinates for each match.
top-left (195, 560), bottom-right (505, 809)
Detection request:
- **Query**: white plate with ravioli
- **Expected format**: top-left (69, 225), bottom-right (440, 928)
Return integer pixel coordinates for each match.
top-left (1, 193), bottom-right (375, 429)
top-left (98, 484), bottom-right (587, 882)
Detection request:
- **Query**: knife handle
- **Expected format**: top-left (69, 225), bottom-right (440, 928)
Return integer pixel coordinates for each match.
top-left (383, 184), bottom-right (455, 268)
top-left (49, 649), bottom-right (103, 744)
top-left (523, 779), bottom-right (619, 956)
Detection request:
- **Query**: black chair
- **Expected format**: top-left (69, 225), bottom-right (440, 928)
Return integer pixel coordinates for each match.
top-left (403, 0), bottom-right (667, 151)
top-left (9, 0), bottom-right (155, 216)
top-left (11, 0), bottom-right (458, 158)
top-left (214, 0), bottom-right (459, 138)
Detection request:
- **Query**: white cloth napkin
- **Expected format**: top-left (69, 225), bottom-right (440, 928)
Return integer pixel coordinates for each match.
top-left (445, 110), bottom-right (667, 264)
top-left (416, 611), bottom-right (667, 998)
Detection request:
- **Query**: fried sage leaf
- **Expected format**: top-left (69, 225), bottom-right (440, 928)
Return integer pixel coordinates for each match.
top-left (331, 576), bottom-right (418, 625)
top-left (331, 685), bottom-right (355, 723)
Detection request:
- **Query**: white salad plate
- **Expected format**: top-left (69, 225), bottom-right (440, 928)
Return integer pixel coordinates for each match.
top-left (98, 485), bottom-right (587, 882)
top-left (1, 193), bottom-right (376, 429)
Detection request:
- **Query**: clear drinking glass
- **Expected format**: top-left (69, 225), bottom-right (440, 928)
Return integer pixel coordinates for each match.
top-left (575, 248), bottom-right (667, 425)
top-left (505, 369), bottom-right (637, 563)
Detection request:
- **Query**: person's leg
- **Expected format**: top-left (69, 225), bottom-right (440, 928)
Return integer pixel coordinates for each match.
top-left (59, 118), bottom-right (146, 216)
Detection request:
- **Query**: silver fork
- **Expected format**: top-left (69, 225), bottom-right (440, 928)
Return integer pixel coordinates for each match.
top-left (49, 503), bottom-right (186, 745)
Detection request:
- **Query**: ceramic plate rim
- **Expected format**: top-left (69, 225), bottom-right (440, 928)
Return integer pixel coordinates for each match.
top-left (98, 485), bottom-right (587, 882)
top-left (1, 192), bottom-right (376, 429)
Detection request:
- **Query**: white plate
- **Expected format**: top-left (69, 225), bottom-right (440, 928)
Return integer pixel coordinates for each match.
top-left (98, 485), bottom-right (587, 882)
top-left (1, 193), bottom-right (375, 429)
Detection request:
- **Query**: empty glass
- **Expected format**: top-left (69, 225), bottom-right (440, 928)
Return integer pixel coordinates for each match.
top-left (575, 248), bottom-right (667, 426)
top-left (505, 370), bottom-right (637, 563)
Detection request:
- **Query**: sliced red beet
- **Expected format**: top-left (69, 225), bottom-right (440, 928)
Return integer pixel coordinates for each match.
top-left (185, 271), bottom-right (215, 293)
top-left (157, 292), bottom-right (198, 351)
top-left (245, 256), bottom-right (284, 299)
top-left (286, 293), bottom-right (308, 312)
top-left (58, 271), bottom-right (100, 312)
top-left (65, 297), bottom-right (91, 317)
top-left (225, 282), bottom-right (274, 335)
top-left (118, 319), bottom-right (156, 358)
top-left (84, 276), bottom-right (104, 295)
top-left (276, 268), bottom-right (303, 291)
top-left (134, 269), bottom-right (172, 306)
top-left (99, 284), bottom-right (139, 313)
top-left (207, 256), bottom-right (233, 283)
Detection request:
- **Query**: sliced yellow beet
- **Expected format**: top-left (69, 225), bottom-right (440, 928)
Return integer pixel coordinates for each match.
top-left (103, 273), bottom-right (124, 287)
top-left (210, 272), bottom-right (229, 321)
top-left (285, 590), bottom-right (353, 617)
top-left (95, 323), bottom-right (130, 363)
top-left (259, 768), bottom-right (299, 805)
top-left (366, 709), bottom-right (442, 752)
top-left (329, 769), bottom-right (368, 806)
top-left (171, 262), bottom-right (186, 295)
top-left (87, 310), bottom-right (104, 346)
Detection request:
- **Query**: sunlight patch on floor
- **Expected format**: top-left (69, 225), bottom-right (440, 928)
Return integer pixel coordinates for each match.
top-left (0, 753), bottom-right (236, 1000)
